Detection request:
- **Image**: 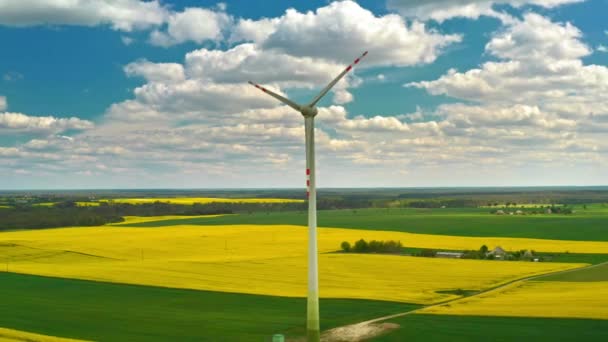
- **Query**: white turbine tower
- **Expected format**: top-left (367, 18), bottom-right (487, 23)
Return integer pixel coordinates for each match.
top-left (249, 51), bottom-right (368, 342)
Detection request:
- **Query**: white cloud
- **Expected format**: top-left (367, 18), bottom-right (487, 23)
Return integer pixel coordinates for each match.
top-left (387, 0), bottom-right (583, 22)
top-left (333, 89), bottom-right (354, 104)
top-left (233, 1), bottom-right (461, 67)
top-left (485, 13), bottom-right (590, 61)
top-left (149, 7), bottom-right (230, 47)
top-left (184, 43), bottom-right (346, 87)
top-left (398, 12), bottom-right (608, 180)
top-left (107, 80), bottom-right (279, 122)
top-left (337, 115), bottom-right (411, 132)
top-left (231, 17), bottom-right (279, 44)
top-left (437, 103), bottom-right (577, 130)
top-left (598, 45), bottom-right (608, 53)
top-left (4, 4), bottom-right (608, 188)
top-left (181, 43), bottom-right (365, 105)
top-left (0, 112), bottom-right (94, 133)
top-left (124, 59), bottom-right (185, 83)
top-left (0, 96), bottom-right (6, 111)
top-left (121, 35), bottom-right (134, 45)
top-left (408, 14), bottom-right (607, 112)
top-left (0, 0), bottom-right (168, 31)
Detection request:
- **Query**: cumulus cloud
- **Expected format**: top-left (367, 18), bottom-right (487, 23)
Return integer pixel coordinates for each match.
top-left (124, 59), bottom-right (185, 83)
top-left (4, 4), bottom-right (607, 187)
top-left (399, 12), bottom-right (608, 180)
top-left (408, 13), bottom-right (607, 112)
top-left (232, 1), bottom-right (461, 67)
top-left (387, 0), bottom-right (583, 22)
top-left (149, 7), bottom-right (231, 47)
top-left (0, 112), bottom-right (94, 134)
top-left (184, 44), bottom-right (346, 88)
top-left (485, 13), bottom-right (590, 61)
top-left (0, 0), bottom-right (168, 31)
top-left (121, 35), bottom-right (134, 45)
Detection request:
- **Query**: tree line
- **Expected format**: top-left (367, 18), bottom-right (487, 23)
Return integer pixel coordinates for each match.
top-left (340, 239), bottom-right (403, 254)
top-left (0, 197), bottom-right (376, 230)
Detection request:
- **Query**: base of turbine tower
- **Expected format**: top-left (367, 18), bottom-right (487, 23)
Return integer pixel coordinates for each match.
top-left (307, 328), bottom-right (320, 342)
top-left (307, 293), bottom-right (320, 342)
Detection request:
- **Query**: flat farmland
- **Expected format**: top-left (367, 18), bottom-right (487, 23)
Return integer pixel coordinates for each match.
top-left (0, 223), bottom-right (591, 304)
top-left (119, 208), bottom-right (608, 241)
top-left (421, 262), bottom-right (608, 319)
top-left (0, 272), bottom-right (418, 341)
top-left (371, 314), bottom-right (608, 342)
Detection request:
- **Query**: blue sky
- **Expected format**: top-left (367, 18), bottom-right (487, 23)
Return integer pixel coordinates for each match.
top-left (0, 0), bottom-right (607, 189)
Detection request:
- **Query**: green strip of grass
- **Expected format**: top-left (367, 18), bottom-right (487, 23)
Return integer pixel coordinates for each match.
top-left (372, 314), bottom-right (608, 341)
top-left (119, 208), bottom-right (608, 241)
top-left (534, 262), bottom-right (608, 282)
top-left (0, 272), bottom-right (419, 341)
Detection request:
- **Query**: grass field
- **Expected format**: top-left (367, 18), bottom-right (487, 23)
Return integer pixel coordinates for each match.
top-left (119, 208), bottom-right (608, 241)
top-left (535, 252), bottom-right (608, 264)
top-left (372, 314), bottom-right (608, 341)
top-left (0, 223), bottom-right (588, 304)
top-left (0, 272), bottom-right (418, 341)
top-left (2, 208), bottom-right (607, 340)
top-left (536, 262), bottom-right (608, 281)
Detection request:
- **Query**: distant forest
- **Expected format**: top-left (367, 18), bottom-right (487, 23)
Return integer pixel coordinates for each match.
top-left (0, 198), bottom-right (372, 230)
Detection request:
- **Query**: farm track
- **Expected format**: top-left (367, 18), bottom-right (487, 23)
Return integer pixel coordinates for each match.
top-left (320, 261), bottom-right (608, 342)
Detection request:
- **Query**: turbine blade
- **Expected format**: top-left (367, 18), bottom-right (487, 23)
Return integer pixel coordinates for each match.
top-left (248, 81), bottom-right (301, 112)
top-left (308, 51), bottom-right (368, 107)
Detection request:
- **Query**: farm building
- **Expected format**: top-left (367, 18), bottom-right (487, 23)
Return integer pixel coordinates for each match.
top-left (488, 246), bottom-right (507, 259)
top-left (436, 252), bottom-right (464, 259)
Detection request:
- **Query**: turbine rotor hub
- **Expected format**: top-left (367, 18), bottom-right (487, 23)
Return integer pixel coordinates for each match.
top-left (301, 106), bottom-right (318, 118)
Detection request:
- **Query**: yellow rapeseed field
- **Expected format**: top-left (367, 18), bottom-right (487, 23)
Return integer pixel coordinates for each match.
top-left (320, 228), bottom-right (608, 254)
top-left (111, 215), bottom-right (226, 225)
top-left (0, 223), bottom-right (586, 304)
top-left (0, 327), bottom-right (86, 342)
top-left (98, 197), bottom-right (304, 204)
top-left (422, 280), bottom-right (608, 319)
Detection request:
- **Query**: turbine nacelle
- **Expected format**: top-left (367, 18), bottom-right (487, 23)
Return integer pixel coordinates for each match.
top-left (300, 106), bottom-right (318, 118)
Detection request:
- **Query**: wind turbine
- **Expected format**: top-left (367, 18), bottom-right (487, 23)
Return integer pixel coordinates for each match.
top-left (249, 51), bottom-right (368, 342)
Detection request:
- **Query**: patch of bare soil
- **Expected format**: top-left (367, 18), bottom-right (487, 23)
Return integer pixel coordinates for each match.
top-left (320, 322), bottom-right (400, 342)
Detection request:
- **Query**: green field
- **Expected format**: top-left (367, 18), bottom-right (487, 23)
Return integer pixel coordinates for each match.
top-left (372, 314), bottom-right (608, 341)
top-left (535, 262), bottom-right (608, 281)
top-left (0, 272), bottom-right (419, 341)
top-left (119, 208), bottom-right (608, 241)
